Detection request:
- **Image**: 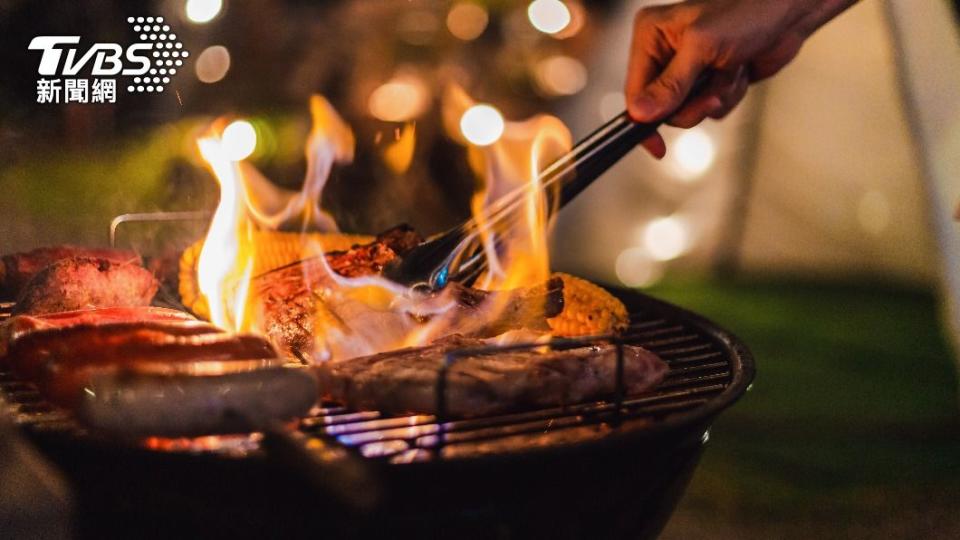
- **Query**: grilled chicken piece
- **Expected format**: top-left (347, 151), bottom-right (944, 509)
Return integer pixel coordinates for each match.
top-left (0, 246), bottom-right (141, 298)
top-left (13, 257), bottom-right (158, 316)
top-left (316, 334), bottom-right (668, 417)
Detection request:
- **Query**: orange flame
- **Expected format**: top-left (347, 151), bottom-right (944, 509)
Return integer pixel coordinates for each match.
top-left (195, 90), bottom-right (572, 359)
top-left (443, 84), bottom-right (571, 291)
top-left (196, 96), bottom-right (354, 332)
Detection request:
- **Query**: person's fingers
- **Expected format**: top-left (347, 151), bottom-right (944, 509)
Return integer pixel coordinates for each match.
top-left (629, 42), bottom-right (709, 123)
top-left (625, 9), bottom-right (667, 120)
top-left (668, 66), bottom-right (742, 128)
top-left (708, 71), bottom-right (749, 119)
top-left (640, 131), bottom-right (667, 160)
top-left (668, 95), bottom-right (722, 129)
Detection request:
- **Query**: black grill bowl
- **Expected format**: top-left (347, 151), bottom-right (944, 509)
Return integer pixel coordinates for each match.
top-left (2, 287), bottom-right (754, 539)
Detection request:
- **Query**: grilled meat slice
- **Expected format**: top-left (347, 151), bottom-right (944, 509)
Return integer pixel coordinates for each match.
top-left (0, 246), bottom-right (141, 298)
top-left (315, 334), bottom-right (668, 417)
top-left (261, 225), bottom-right (424, 282)
top-left (13, 257), bottom-right (158, 315)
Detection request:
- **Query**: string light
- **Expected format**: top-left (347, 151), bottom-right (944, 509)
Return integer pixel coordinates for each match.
top-left (534, 55), bottom-right (588, 96)
top-left (670, 128), bottom-right (716, 179)
top-left (368, 77), bottom-right (430, 122)
top-left (460, 104), bottom-right (505, 146)
top-left (195, 45), bottom-right (230, 83)
top-left (599, 91), bottom-right (625, 120)
top-left (185, 0), bottom-right (222, 24)
top-left (221, 120), bottom-right (256, 161)
top-left (447, 2), bottom-right (489, 41)
top-left (615, 247), bottom-right (664, 288)
top-left (527, 0), bottom-right (571, 35)
top-left (642, 216), bottom-right (691, 261)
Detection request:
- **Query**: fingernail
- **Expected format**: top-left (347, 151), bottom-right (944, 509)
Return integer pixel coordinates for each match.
top-left (629, 96), bottom-right (659, 121)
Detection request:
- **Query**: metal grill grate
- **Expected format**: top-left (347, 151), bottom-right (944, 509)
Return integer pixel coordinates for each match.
top-left (0, 295), bottom-right (749, 462)
top-left (294, 314), bottom-right (735, 462)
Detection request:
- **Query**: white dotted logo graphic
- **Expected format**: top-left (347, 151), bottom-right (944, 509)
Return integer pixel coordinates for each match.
top-left (125, 16), bottom-right (188, 94)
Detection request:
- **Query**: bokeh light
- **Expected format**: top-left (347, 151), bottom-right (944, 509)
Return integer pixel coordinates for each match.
top-left (195, 45), bottom-right (231, 83)
top-left (398, 10), bottom-right (440, 45)
top-left (670, 128), bottom-right (716, 179)
top-left (368, 77), bottom-right (430, 122)
top-left (599, 91), bottom-right (625, 120)
top-left (615, 247), bottom-right (664, 288)
top-left (534, 55), bottom-right (588, 96)
top-left (460, 104), bottom-right (505, 146)
top-left (185, 0), bottom-right (223, 24)
top-left (221, 120), bottom-right (257, 161)
top-left (642, 216), bottom-right (691, 261)
top-left (553, 0), bottom-right (586, 39)
top-left (527, 0), bottom-right (571, 35)
top-left (447, 2), bottom-right (489, 41)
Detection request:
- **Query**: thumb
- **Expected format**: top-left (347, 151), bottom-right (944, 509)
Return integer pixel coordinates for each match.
top-left (629, 45), bottom-right (707, 122)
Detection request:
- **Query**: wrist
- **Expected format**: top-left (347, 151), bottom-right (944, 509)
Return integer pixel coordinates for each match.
top-left (792, 0), bottom-right (859, 37)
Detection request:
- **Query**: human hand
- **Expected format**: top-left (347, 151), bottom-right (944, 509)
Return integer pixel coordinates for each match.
top-left (626, 0), bottom-right (857, 158)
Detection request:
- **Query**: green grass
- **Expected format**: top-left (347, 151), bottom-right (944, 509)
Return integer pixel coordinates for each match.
top-left (650, 279), bottom-right (960, 536)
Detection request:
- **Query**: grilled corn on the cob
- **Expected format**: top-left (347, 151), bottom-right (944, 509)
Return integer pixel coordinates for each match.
top-left (547, 273), bottom-right (629, 336)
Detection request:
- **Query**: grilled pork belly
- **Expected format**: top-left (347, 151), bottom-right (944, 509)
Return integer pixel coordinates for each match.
top-left (316, 335), bottom-right (668, 417)
top-left (0, 246), bottom-right (141, 298)
top-left (13, 257), bottom-right (158, 315)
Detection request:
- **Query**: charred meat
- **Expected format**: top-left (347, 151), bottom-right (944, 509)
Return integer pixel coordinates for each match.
top-left (13, 257), bottom-right (158, 315)
top-left (316, 334), bottom-right (668, 417)
top-left (0, 246), bottom-right (141, 298)
top-left (256, 262), bottom-right (563, 360)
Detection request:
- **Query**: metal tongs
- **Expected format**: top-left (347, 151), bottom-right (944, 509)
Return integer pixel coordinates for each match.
top-left (383, 77), bottom-right (709, 291)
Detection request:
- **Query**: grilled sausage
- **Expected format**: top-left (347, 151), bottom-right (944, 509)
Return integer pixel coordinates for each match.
top-left (0, 306), bottom-right (204, 362)
top-left (34, 331), bottom-right (278, 407)
top-left (6, 321), bottom-right (224, 379)
top-left (78, 363), bottom-right (318, 437)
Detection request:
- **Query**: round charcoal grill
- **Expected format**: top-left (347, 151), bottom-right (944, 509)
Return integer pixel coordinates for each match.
top-left (0, 287), bottom-right (753, 540)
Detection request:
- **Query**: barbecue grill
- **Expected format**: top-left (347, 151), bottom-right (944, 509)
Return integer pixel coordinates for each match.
top-left (0, 277), bottom-right (753, 539)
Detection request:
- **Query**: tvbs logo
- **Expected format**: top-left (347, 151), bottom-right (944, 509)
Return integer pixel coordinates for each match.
top-left (29, 16), bottom-right (188, 103)
top-left (29, 36), bottom-right (153, 77)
